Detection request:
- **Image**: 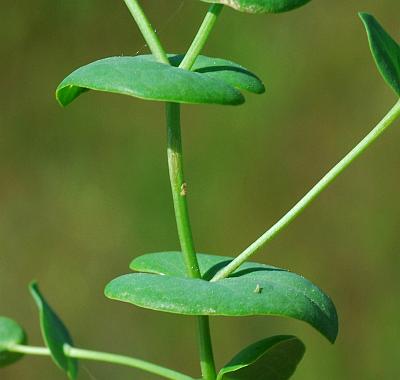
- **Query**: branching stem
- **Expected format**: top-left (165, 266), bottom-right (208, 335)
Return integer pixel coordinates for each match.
top-left (179, 4), bottom-right (224, 70)
top-left (9, 344), bottom-right (193, 380)
top-left (212, 100), bottom-right (400, 281)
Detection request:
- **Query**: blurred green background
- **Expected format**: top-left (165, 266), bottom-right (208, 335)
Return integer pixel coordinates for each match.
top-left (1, 1), bottom-right (399, 379)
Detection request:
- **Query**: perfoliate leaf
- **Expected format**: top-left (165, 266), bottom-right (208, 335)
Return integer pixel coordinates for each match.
top-left (130, 251), bottom-right (269, 279)
top-left (30, 282), bottom-right (78, 380)
top-left (0, 317), bottom-right (27, 368)
top-left (200, 0), bottom-right (311, 14)
top-left (107, 252), bottom-right (338, 343)
top-left (217, 335), bottom-right (305, 380)
top-left (56, 55), bottom-right (264, 107)
top-left (360, 13), bottom-right (400, 96)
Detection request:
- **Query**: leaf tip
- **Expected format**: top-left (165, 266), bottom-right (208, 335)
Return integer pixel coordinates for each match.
top-left (358, 12), bottom-right (374, 26)
top-left (28, 281), bottom-right (39, 298)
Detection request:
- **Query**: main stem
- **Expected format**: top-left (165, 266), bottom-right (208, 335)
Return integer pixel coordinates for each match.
top-left (9, 344), bottom-right (193, 380)
top-left (166, 103), bottom-right (201, 277)
top-left (166, 102), bottom-right (216, 380)
top-left (123, 3), bottom-right (217, 378)
top-left (212, 99), bottom-right (400, 281)
top-left (123, 0), bottom-right (169, 64)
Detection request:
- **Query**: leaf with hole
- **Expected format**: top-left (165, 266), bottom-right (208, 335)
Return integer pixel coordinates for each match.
top-left (56, 55), bottom-right (264, 107)
top-left (360, 12), bottom-right (400, 96)
top-left (107, 252), bottom-right (338, 343)
top-left (30, 282), bottom-right (78, 380)
top-left (217, 335), bottom-right (305, 380)
top-left (200, 0), bottom-right (311, 14)
top-left (0, 317), bottom-right (27, 368)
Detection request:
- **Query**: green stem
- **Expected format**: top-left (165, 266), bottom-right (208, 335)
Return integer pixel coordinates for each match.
top-left (123, 0), bottom-right (170, 64)
top-left (9, 344), bottom-right (193, 380)
top-left (212, 100), bottom-right (400, 282)
top-left (197, 317), bottom-right (216, 380)
top-left (67, 346), bottom-right (193, 380)
top-left (179, 4), bottom-right (224, 70)
top-left (166, 103), bottom-right (201, 278)
top-left (9, 344), bottom-right (50, 356)
top-left (166, 102), bottom-right (216, 380)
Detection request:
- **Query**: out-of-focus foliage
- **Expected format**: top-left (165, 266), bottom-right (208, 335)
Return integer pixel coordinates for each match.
top-left (1, 1), bottom-right (399, 379)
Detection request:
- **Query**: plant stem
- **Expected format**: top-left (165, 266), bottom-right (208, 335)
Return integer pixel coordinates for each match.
top-left (9, 344), bottom-right (50, 356)
top-left (211, 99), bottom-right (400, 282)
top-left (9, 344), bottom-right (193, 380)
top-left (166, 102), bottom-right (216, 380)
top-left (166, 102), bottom-right (201, 278)
top-left (66, 346), bottom-right (193, 380)
top-left (179, 4), bottom-right (224, 70)
top-left (197, 317), bottom-right (216, 380)
top-left (123, 0), bottom-right (170, 64)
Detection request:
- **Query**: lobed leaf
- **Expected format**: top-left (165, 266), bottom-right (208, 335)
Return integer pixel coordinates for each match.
top-left (107, 253), bottom-right (338, 343)
top-left (30, 282), bottom-right (78, 380)
top-left (360, 12), bottom-right (400, 96)
top-left (217, 335), bottom-right (305, 380)
top-left (56, 55), bottom-right (264, 107)
top-left (0, 317), bottom-right (27, 368)
top-left (200, 0), bottom-right (311, 14)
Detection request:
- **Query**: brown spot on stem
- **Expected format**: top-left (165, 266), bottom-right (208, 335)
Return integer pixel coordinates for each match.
top-left (180, 182), bottom-right (187, 196)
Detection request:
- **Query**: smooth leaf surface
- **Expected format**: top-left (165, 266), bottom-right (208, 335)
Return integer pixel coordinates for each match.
top-left (130, 251), bottom-right (270, 280)
top-left (0, 317), bottom-right (27, 368)
top-left (107, 253), bottom-right (338, 343)
top-left (57, 55), bottom-right (264, 107)
top-left (217, 335), bottom-right (305, 380)
top-left (30, 283), bottom-right (78, 380)
top-left (201, 0), bottom-right (311, 14)
top-left (168, 55), bottom-right (265, 94)
top-left (360, 13), bottom-right (400, 96)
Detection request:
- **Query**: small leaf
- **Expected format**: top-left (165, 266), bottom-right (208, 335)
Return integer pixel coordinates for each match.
top-left (360, 12), bottom-right (400, 96)
top-left (0, 317), bottom-right (27, 368)
top-left (217, 335), bottom-right (305, 380)
top-left (200, 0), bottom-right (311, 14)
top-left (29, 282), bottom-right (78, 380)
top-left (56, 55), bottom-right (265, 107)
top-left (107, 253), bottom-right (338, 343)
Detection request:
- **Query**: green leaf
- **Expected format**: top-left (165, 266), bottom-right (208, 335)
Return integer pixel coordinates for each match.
top-left (200, 0), bottom-right (311, 14)
top-left (131, 251), bottom-right (271, 280)
top-left (56, 55), bottom-right (264, 107)
top-left (217, 335), bottom-right (305, 380)
top-left (168, 55), bottom-right (265, 94)
top-left (29, 282), bottom-right (78, 380)
top-left (0, 317), bottom-right (27, 368)
top-left (107, 253), bottom-right (338, 343)
top-left (360, 12), bottom-right (400, 96)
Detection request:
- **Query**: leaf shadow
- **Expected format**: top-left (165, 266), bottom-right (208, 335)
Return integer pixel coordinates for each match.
top-left (194, 65), bottom-right (260, 79)
top-left (202, 261), bottom-right (286, 281)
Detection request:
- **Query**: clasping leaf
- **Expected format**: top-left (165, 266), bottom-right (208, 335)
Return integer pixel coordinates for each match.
top-left (217, 335), bottom-right (305, 380)
top-left (200, 0), bottom-right (311, 14)
top-left (106, 252), bottom-right (339, 343)
top-left (56, 55), bottom-right (264, 107)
